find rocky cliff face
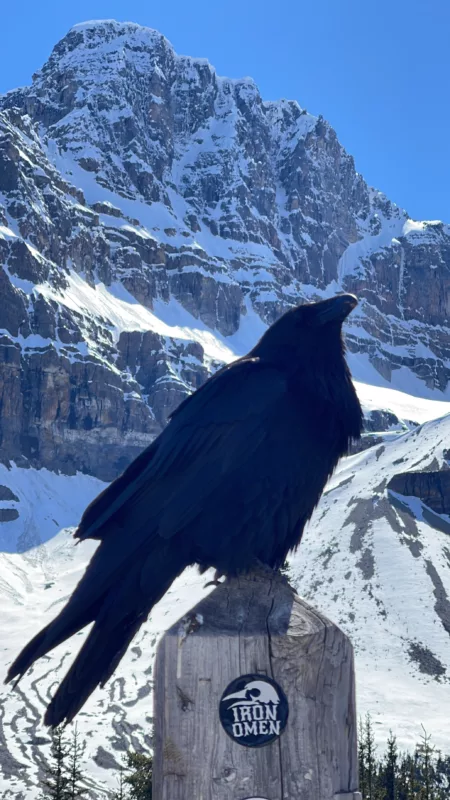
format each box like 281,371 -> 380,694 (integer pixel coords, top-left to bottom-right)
1,19 -> 450,480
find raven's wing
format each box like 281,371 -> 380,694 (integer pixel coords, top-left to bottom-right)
75,357 -> 287,543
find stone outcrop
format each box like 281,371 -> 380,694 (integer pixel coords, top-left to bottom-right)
388,470 -> 450,516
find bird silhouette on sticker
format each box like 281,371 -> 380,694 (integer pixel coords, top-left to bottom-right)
219,674 -> 288,747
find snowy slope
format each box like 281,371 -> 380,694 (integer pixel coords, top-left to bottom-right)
293,414 -> 450,752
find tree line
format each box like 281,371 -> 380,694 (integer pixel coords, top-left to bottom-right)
19,716 -> 448,798
359,714 -> 449,799
34,726 -> 152,799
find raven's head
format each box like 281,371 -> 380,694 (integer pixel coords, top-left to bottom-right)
299,293 -> 358,327
252,293 -> 362,440
252,293 -> 358,360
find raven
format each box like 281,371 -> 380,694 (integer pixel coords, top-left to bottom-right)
6,293 -> 362,726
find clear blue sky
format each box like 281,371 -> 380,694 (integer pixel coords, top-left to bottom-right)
1,0 -> 449,223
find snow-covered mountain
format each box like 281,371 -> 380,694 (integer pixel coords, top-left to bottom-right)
1,18 -> 450,798
1,19 -> 450,478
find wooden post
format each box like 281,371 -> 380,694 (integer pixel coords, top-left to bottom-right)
153,567 -> 361,800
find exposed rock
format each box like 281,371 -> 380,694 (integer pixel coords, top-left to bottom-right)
356,547 -> 375,580
364,409 -> 412,433
388,470 -> 450,516
348,434 -> 384,455
0,509 -> 19,522
426,560 -> 450,637
408,642 -> 446,679
0,486 -> 19,502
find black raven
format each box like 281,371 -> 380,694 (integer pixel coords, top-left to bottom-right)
6,293 -> 362,726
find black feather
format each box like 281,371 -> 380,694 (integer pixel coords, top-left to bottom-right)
5,294 -> 363,726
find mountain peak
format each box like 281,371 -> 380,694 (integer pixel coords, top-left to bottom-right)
66,18 -> 170,46
70,18 -> 147,32
36,18 -> 174,80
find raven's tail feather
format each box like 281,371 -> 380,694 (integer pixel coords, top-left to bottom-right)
5,595 -> 106,685
44,609 -> 146,727
43,553 -> 181,728
5,530 -> 142,686
6,545 -> 184,727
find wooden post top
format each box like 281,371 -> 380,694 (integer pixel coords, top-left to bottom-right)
164,565 -> 338,640
153,567 -> 359,800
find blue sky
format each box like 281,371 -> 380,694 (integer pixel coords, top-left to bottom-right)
1,0 -> 449,223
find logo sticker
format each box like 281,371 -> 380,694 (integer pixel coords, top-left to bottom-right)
219,674 -> 288,747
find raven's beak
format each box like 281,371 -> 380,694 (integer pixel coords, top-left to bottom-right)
315,294 -> 358,325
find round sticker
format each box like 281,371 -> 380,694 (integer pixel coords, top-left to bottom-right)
219,673 -> 289,747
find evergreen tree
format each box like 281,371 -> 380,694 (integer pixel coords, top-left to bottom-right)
279,559 -> 294,583
359,716 -> 368,799
383,730 -> 398,800
123,752 -> 152,800
416,727 -> 435,800
364,713 -> 378,799
397,752 -> 412,800
40,727 -> 70,800
409,752 -> 419,799
66,725 -> 88,799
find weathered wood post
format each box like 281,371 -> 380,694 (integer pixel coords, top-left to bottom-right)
153,567 -> 361,799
